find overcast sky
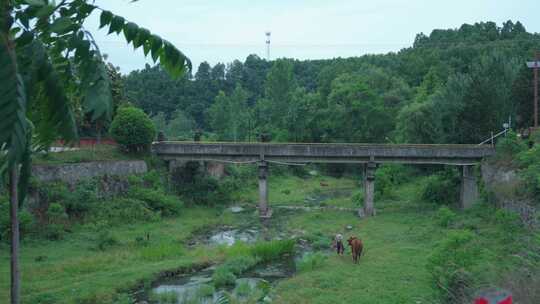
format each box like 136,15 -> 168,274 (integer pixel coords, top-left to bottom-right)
86,0 -> 540,74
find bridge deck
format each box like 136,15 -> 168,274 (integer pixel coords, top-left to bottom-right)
153,142 -> 494,165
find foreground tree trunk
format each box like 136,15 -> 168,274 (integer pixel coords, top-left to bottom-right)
10,167 -> 20,304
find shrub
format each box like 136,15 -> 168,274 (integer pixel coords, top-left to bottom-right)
421,168 -> 461,206
307,232 -> 332,251
494,209 -> 522,235
518,144 -> 540,202
89,198 -> 159,225
44,224 -> 65,240
530,129 -> 540,144
297,252 -> 327,272
47,203 -> 68,225
171,161 -> 234,205
427,230 -> 480,303
0,200 -> 34,241
128,188 -> 183,216
375,164 -> 412,199
64,179 -> 98,217
436,206 -> 457,228
96,231 -> 119,251
109,106 -> 156,153
494,131 -> 528,165
351,190 -> 363,208
38,180 -> 97,219
142,170 -> 163,189
212,267 -> 237,288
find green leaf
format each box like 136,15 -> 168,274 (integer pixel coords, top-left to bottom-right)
142,41 -> 151,56
159,41 -> 191,79
150,35 -> 162,62
15,31 -> 34,48
74,39 -> 91,60
123,22 -> 139,43
99,10 -> 113,29
18,13 -> 30,29
79,3 -> 96,16
108,15 -> 125,35
23,0 -> 46,6
36,4 -> 55,18
133,28 -> 150,49
80,58 -> 113,121
0,33 -> 28,168
50,17 -> 73,34
21,41 -> 78,147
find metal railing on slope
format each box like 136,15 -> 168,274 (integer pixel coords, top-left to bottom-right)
478,128 -> 510,146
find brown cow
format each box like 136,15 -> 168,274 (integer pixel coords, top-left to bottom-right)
347,236 -> 364,264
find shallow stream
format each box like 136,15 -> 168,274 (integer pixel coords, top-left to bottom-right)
139,187 -> 347,303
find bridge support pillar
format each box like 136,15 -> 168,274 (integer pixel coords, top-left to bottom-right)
460,165 -> 478,209
258,161 -> 271,218
362,162 -> 377,217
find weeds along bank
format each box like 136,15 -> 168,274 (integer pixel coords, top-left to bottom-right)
0,143 -> 539,303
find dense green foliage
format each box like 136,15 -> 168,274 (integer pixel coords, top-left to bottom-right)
427,230 -> 480,303
421,168 -> 461,206
0,197 -> 33,241
124,20 -> 540,145
109,106 -> 156,152
2,170 -> 183,242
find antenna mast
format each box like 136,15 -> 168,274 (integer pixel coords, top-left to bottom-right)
265,31 -> 271,60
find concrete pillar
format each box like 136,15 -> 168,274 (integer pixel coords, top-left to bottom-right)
460,165 -> 478,209
362,162 -> 376,217
258,161 -> 271,218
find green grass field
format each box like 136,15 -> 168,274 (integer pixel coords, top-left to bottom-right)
0,173 -> 537,303
0,208 -> 236,303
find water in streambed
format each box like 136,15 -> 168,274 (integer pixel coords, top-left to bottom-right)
143,226 -> 310,304
141,187 -> 348,303
144,256 -> 296,304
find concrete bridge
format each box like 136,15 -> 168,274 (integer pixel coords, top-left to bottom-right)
153,142 -> 495,218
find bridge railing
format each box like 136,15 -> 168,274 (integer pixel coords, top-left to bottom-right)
478,128 -> 510,147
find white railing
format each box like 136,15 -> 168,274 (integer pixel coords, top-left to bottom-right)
478,128 -> 509,146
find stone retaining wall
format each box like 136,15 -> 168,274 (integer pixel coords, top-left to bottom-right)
481,162 -> 538,228
32,160 -> 148,184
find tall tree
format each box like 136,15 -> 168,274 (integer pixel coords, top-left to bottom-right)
208,85 -> 251,141
264,59 -> 296,129
195,61 -> 211,82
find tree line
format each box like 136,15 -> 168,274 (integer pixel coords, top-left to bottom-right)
119,20 -> 540,144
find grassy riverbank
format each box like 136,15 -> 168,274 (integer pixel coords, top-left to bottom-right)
0,172 -> 538,303
0,208 -> 234,303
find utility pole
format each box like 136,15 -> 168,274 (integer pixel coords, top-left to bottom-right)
526,51 -> 540,128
